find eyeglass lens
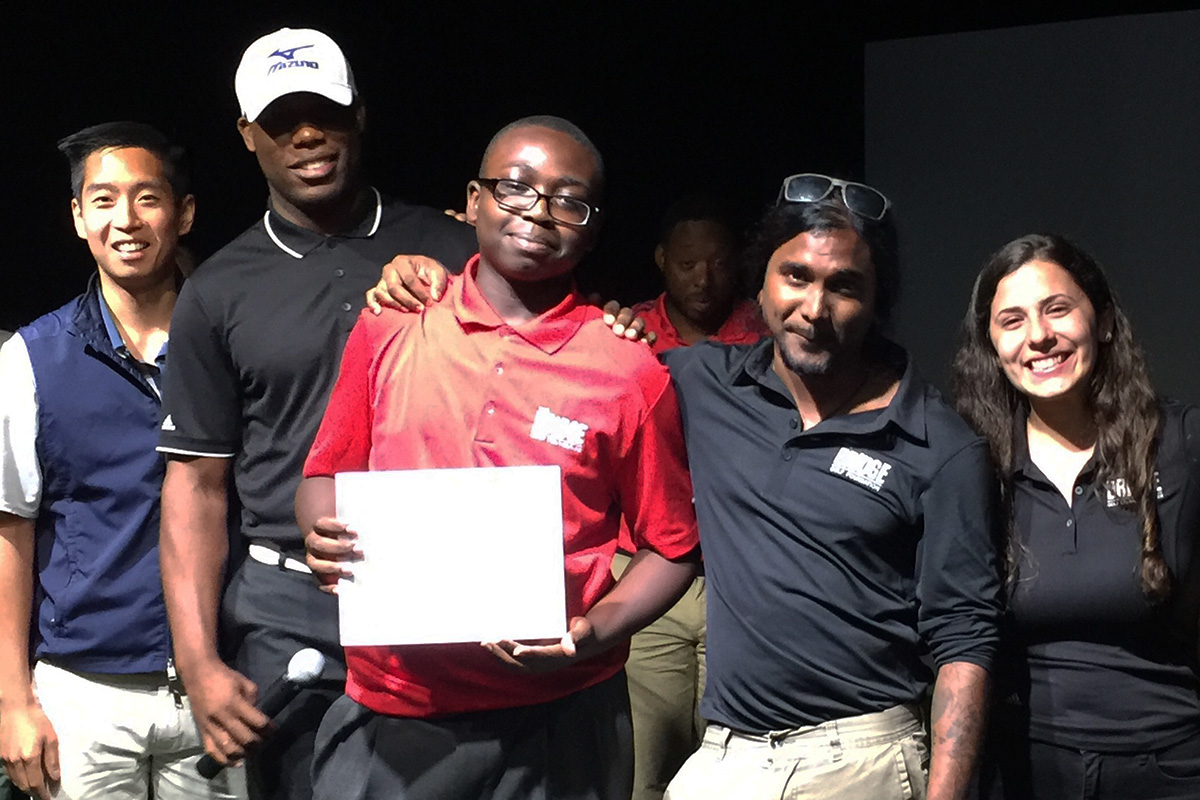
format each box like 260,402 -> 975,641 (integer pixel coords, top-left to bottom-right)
841,184 -> 887,220
493,180 -> 590,225
783,175 -> 835,203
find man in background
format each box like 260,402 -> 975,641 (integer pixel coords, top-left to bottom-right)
618,194 -> 766,800
630,194 -> 765,353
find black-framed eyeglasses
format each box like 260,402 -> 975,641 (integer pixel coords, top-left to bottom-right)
775,173 -> 891,221
476,178 -> 599,226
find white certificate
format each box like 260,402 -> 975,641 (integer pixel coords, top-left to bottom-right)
334,465 -> 567,646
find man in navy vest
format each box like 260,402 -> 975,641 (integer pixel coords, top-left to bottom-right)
0,122 -> 244,800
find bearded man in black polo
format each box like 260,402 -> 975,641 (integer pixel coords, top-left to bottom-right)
661,175 -> 1002,800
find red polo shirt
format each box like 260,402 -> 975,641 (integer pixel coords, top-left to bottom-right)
304,256 -> 699,717
631,293 -> 767,354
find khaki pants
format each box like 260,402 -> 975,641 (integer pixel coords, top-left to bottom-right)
32,660 -> 246,800
664,704 -> 928,800
612,552 -> 706,800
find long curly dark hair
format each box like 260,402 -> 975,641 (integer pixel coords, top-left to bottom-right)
951,233 -> 1168,601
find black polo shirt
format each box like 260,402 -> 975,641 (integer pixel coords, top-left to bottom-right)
663,338 -> 1002,733
1004,401 -> 1200,751
158,189 -> 477,548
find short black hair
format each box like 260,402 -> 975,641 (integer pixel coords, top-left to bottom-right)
479,115 -> 605,197
57,121 -> 190,201
744,197 -> 901,324
657,194 -> 738,246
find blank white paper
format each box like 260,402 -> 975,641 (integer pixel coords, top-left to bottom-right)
334,465 -> 567,646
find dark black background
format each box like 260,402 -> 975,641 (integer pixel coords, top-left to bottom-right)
5,4 -> 1196,339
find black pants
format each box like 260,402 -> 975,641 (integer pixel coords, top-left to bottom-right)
312,671 -> 634,800
223,557 -> 347,800
982,714 -> 1200,799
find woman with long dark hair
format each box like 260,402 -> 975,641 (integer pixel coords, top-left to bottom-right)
952,233 -> 1200,798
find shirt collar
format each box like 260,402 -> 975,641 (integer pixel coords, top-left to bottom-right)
1007,405 -> 1098,483
96,281 -> 127,354
1009,406 -> 1034,479
646,293 -> 685,351
93,281 -> 168,366
263,186 -> 383,259
451,255 -> 587,355
732,335 -> 928,441
646,294 -> 765,353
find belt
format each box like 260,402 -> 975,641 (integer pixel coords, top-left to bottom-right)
248,543 -> 312,575
713,703 -> 924,749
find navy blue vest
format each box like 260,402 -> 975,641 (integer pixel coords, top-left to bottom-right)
19,280 -> 170,673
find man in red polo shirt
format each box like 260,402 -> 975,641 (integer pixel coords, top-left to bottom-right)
296,115 -> 700,800
630,194 -> 766,355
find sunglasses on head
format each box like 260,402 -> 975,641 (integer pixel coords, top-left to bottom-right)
775,173 -> 891,221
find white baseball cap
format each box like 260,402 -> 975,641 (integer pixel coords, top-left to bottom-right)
235,27 -> 357,122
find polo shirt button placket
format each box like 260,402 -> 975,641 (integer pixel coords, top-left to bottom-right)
474,394 -> 500,443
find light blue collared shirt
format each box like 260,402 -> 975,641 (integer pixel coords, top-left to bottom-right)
96,285 -> 168,399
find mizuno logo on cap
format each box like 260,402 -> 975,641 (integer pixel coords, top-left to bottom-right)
267,44 -> 318,74
270,45 -> 314,60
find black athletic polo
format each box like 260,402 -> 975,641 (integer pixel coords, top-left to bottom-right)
1004,401 -> 1200,751
663,338 -> 1002,733
158,190 -> 477,548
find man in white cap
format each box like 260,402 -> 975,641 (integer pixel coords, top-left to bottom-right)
156,27 -> 476,800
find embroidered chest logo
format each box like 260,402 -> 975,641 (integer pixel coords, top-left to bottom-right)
829,447 -> 893,492
530,406 -> 589,454
1104,472 -> 1164,507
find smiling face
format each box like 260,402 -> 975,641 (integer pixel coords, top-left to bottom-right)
758,228 -> 877,376
657,219 -> 738,329
71,146 -> 194,289
466,125 -> 600,284
988,259 -> 1104,405
237,92 -> 364,221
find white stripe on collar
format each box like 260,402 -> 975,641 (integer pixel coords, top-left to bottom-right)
263,187 -> 383,259
366,186 -> 382,236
